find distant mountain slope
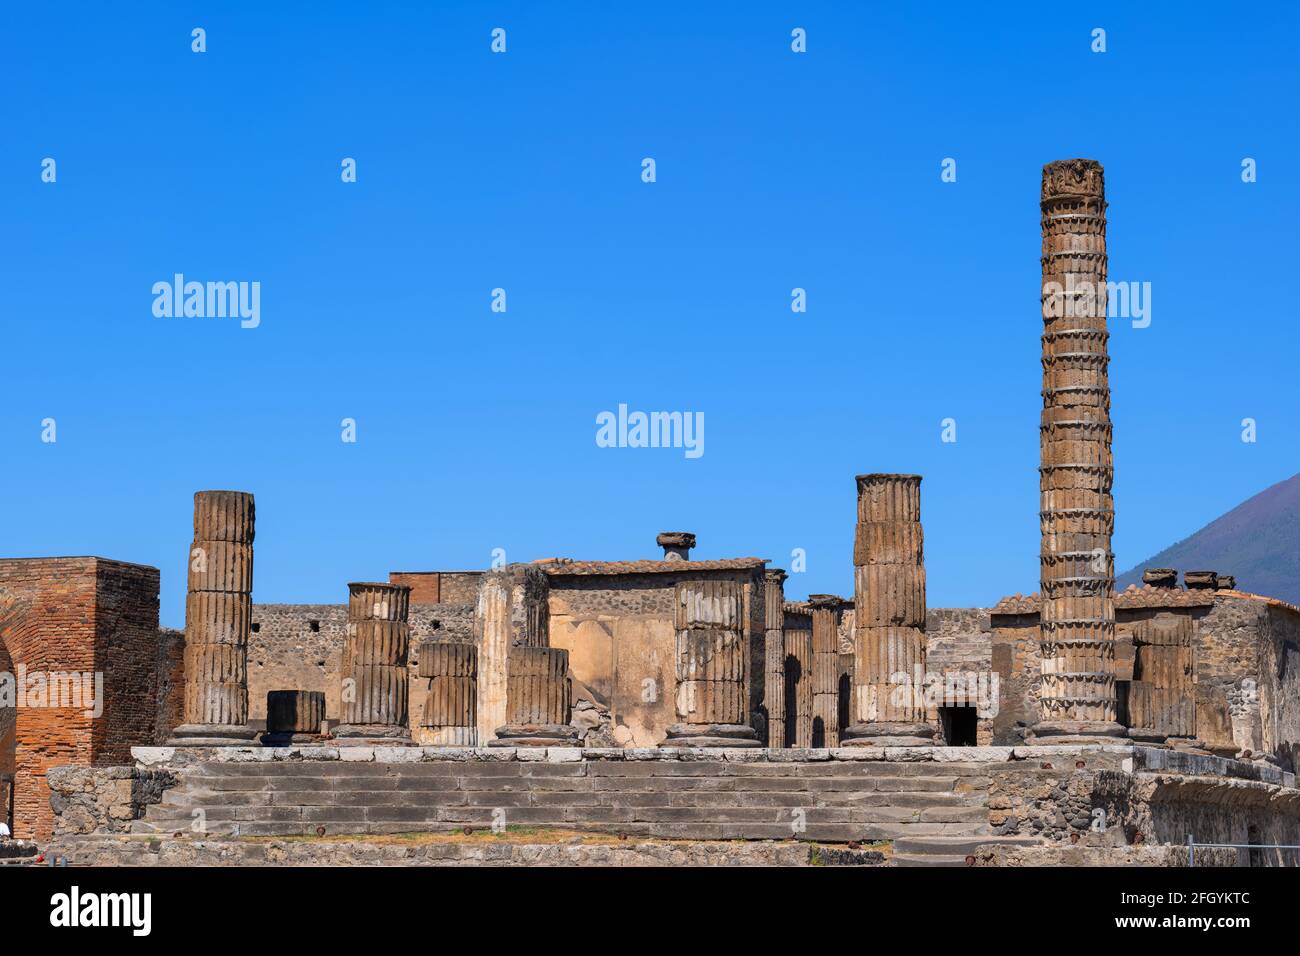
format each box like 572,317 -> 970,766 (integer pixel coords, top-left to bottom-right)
1115,473 -> 1300,604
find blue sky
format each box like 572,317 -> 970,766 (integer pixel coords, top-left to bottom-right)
2,2 -> 1296,628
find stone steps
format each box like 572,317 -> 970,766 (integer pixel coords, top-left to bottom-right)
133,759 -> 993,843
891,834 -> 1044,867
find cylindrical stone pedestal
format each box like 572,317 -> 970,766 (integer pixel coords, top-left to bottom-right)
261,690 -> 326,745
664,578 -> 760,747
418,641 -> 478,746
491,646 -> 579,746
1031,159 -> 1125,744
763,570 -> 788,748
1128,618 -> 1201,748
170,490 -> 258,745
809,595 -> 844,747
784,612 -> 814,748
842,474 -> 936,747
335,582 -> 413,741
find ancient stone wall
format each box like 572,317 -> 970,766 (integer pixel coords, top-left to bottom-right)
0,557 -> 160,840
547,570 -> 761,748
242,603 -> 472,727
990,613 -> 1044,745
93,562 -> 165,763
154,628 -> 185,744
926,608 -> 994,745
1260,605 -> 1300,770
46,765 -> 175,836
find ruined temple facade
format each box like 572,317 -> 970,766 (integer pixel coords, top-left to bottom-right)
4,159 -> 1299,853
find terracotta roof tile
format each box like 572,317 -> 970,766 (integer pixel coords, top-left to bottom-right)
991,585 -> 1218,615
538,557 -> 767,577
1217,589 -> 1300,616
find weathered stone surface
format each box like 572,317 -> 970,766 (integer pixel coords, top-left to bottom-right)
46,834 -> 815,867
667,579 -> 756,744
266,690 -> 326,735
809,595 -> 845,747
1034,160 -> 1120,737
1142,568 -> 1178,588
504,647 -> 570,727
418,641 -> 477,746
763,570 -> 787,747
844,475 -> 932,745
174,491 -> 257,741
336,583 -> 412,738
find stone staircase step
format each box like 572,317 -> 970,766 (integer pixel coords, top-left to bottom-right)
891,852 -> 973,867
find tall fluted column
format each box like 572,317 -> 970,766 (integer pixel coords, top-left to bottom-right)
783,608 -> 814,747
170,490 -> 257,745
763,569 -> 788,747
335,582 -> 413,741
664,578 -> 760,747
1033,159 -> 1125,743
809,595 -> 845,747
842,474 -> 935,746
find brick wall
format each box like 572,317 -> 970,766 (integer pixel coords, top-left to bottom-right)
0,557 -> 160,839
93,562 -> 163,765
388,571 -> 484,605
155,628 -> 185,744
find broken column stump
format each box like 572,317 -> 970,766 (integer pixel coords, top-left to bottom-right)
663,578 -> 760,747
491,646 -> 579,746
1142,568 -> 1178,589
169,490 -> 258,746
1128,617 -> 1203,749
334,582 -> 413,742
418,640 -> 478,746
261,690 -> 326,745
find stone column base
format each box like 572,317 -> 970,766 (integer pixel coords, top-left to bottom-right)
331,724 -> 414,745
489,724 -> 581,747
840,722 -> 937,747
167,724 -> 259,746
1126,729 -> 1209,753
1027,720 -> 1128,745
661,723 -> 762,748
259,732 -> 325,747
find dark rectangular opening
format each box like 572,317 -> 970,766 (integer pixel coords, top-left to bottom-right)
939,705 -> 978,746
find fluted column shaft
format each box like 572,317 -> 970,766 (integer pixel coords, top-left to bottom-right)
763,570 -> 788,747
171,490 -> 258,745
663,578 -> 760,747
335,582 -> 412,740
418,641 -> 478,746
809,595 -> 844,747
842,474 -> 935,746
1034,159 -> 1124,743
1128,618 -> 1197,743
784,613 -> 814,747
